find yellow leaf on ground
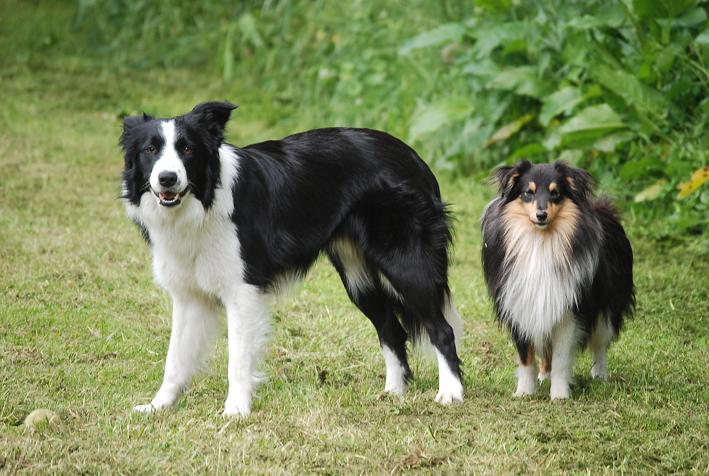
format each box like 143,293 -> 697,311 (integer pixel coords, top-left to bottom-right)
677,166 -> 709,198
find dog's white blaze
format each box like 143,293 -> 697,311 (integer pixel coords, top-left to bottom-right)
499,203 -> 600,351
329,237 -> 372,295
381,345 -> 407,395
149,121 -> 188,194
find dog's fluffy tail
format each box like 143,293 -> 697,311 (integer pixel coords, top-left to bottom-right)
412,291 -> 463,356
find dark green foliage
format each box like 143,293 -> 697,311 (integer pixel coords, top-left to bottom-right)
74,0 -> 708,241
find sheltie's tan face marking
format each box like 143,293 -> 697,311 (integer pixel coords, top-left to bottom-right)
512,174 -> 577,236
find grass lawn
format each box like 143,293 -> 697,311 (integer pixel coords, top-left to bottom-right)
1,4 -> 708,474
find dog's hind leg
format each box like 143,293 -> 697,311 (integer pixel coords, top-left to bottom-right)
224,284 -> 271,417
422,305 -> 464,405
366,256 -> 462,404
134,290 -> 221,413
356,289 -> 412,395
327,242 -> 412,395
590,316 -> 615,380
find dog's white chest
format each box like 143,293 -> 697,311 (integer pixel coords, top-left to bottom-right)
499,228 -> 597,345
150,214 -> 243,298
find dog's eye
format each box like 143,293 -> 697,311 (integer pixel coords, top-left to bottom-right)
550,190 -> 560,198
523,190 -> 534,198
145,145 -> 156,154
183,145 -> 193,155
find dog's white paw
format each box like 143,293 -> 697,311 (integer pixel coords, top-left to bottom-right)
223,394 -> 251,418
515,365 -> 538,396
133,403 -> 158,414
514,379 -> 537,397
434,381 -> 463,405
537,370 -> 550,382
591,363 -> 608,380
550,383 -> 571,400
384,380 -> 408,396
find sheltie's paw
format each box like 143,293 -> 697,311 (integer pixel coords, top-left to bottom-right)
591,363 -> 608,380
550,383 -> 571,400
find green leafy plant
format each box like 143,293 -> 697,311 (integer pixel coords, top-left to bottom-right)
74,0 -> 708,240
399,0 -> 708,240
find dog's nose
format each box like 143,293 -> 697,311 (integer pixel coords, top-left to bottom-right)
536,210 -> 548,222
158,171 -> 178,188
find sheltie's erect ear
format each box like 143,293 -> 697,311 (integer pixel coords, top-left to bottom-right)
554,161 -> 595,203
491,160 -> 532,200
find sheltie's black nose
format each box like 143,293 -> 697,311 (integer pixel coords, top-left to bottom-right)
536,210 -> 548,222
158,171 -> 178,187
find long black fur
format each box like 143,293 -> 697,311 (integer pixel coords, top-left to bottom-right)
120,102 -> 461,387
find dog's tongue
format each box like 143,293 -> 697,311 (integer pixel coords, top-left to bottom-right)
159,191 -> 177,201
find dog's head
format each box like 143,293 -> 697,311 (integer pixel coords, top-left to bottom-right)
492,160 -> 594,230
120,101 -> 237,209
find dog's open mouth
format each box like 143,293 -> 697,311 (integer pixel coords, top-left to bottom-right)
153,189 -> 185,207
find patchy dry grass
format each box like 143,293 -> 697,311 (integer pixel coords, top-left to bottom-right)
1,2 -> 707,474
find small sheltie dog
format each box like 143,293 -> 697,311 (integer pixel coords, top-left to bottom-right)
481,160 -> 634,399
120,101 -> 463,416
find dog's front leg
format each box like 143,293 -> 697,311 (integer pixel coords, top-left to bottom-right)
134,290 -> 220,413
224,284 -> 271,417
549,314 -> 579,400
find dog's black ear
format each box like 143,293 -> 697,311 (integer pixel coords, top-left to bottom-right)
554,161 -> 594,202
492,160 -> 531,198
122,113 -> 153,132
120,113 -> 153,152
191,101 -> 238,139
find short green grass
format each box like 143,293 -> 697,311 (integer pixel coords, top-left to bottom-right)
1,3 -> 708,474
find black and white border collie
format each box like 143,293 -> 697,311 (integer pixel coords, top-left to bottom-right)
120,101 -> 463,416
481,161 -> 634,399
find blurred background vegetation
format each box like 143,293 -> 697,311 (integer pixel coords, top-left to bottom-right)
4,0 -> 708,244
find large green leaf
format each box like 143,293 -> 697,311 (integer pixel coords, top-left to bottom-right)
487,66 -> 546,98
559,104 -> 626,136
473,21 -> 529,58
408,98 -> 473,142
398,23 -> 466,56
594,65 -> 670,121
568,4 -> 626,30
539,86 -> 586,126
656,6 -> 707,27
696,28 -> 709,45
620,156 -> 666,180
631,0 -> 697,19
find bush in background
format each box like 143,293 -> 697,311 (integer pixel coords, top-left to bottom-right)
75,0 -> 707,241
